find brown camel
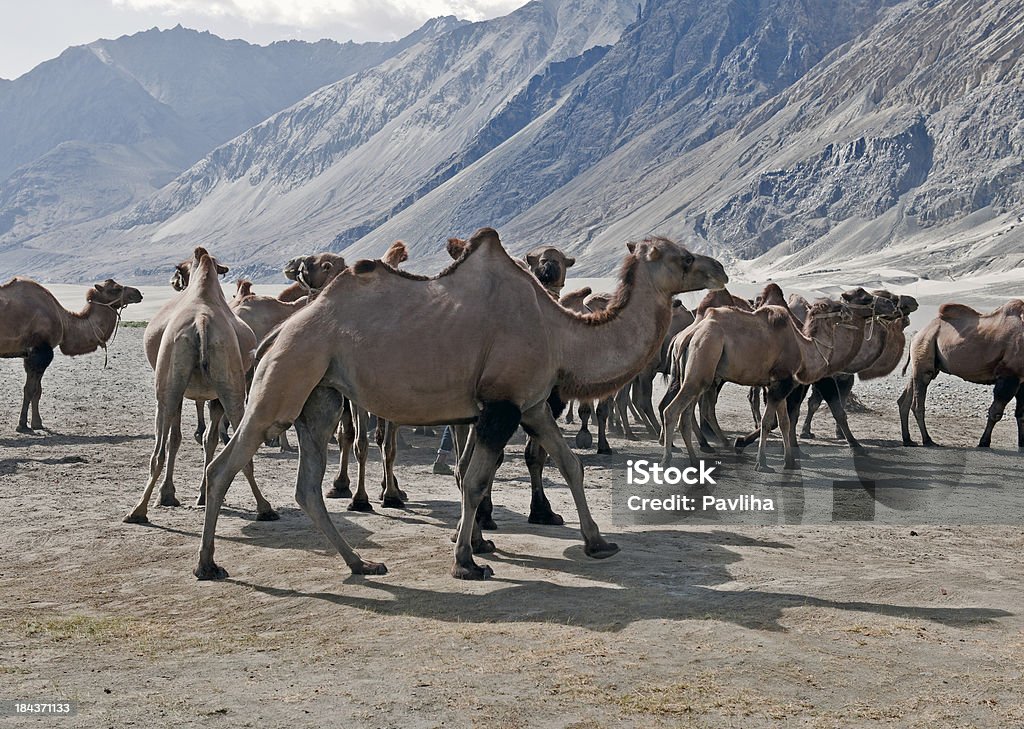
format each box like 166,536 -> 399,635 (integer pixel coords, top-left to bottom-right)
801,291 -> 918,439
1,278 -> 143,432
196,229 -> 727,581
123,248 -> 277,524
735,288 -> 901,453
899,298 -> 1024,448
661,295 -> 854,471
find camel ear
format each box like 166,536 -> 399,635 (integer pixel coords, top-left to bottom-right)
94,281 -> 105,291
626,242 -> 637,253
320,261 -> 333,272
216,263 -> 229,275
564,256 -> 575,268
526,252 -> 540,268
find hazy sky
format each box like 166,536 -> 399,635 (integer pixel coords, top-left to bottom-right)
0,0 -> 524,80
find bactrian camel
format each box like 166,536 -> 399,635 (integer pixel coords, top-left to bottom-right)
0,278 -> 142,432
900,299 -> 1024,449
196,229 -> 727,581
124,248 -> 278,524
661,296 -> 853,472
800,291 -> 917,439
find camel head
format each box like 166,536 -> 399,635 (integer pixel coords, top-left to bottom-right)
559,286 -> 592,312
524,246 -> 575,294
870,289 -> 919,321
283,252 -> 346,292
89,279 -> 143,308
840,287 -> 899,319
624,237 -> 728,298
171,250 -> 229,291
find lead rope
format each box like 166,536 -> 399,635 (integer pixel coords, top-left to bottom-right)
88,296 -> 127,369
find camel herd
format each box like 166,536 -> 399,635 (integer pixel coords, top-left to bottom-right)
3,228 -> 1024,583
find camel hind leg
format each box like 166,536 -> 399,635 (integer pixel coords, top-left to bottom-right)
193,400 -> 206,444
1015,386 -> 1024,450
978,376 -> 1020,448
525,435 -> 564,525
520,401 -> 617,560
575,401 -> 594,449
614,387 -> 638,441
595,398 -> 613,454
800,387 -> 823,438
18,344 -> 54,432
292,386 -> 385,576
910,375 -> 937,447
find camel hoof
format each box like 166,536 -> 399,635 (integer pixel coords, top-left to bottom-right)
475,515 -> 498,530
472,539 -> 496,554
347,499 -> 374,513
350,560 -> 388,576
733,437 -> 748,452
783,461 -> 800,471
754,463 -> 776,473
381,496 -> 405,509
325,484 -> 352,499
585,541 -> 620,559
528,511 -> 564,526
597,445 -> 613,455
977,440 -> 991,449
851,445 -> 867,455
256,509 -> 280,521
195,495 -> 206,507
452,562 -> 494,580
158,494 -> 181,508
122,512 -> 149,525
15,425 -> 34,434
397,487 -> 408,500
194,562 -> 229,581
699,444 -> 715,454
923,440 -> 940,448
801,432 -> 815,440
902,438 -> 918,447
575,431 -> 593,449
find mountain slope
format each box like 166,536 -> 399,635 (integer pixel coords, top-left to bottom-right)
0,19 -> 464,273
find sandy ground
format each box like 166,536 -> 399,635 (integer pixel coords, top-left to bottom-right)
1,326 -> 1023,728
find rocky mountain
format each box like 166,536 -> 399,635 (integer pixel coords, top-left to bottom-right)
3,0 -> 1023,285
0,18 -> 465,271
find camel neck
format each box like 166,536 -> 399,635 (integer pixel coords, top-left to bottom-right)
59,301 -> 118,356
555,264 -> 672,399
794,317 -> 841,383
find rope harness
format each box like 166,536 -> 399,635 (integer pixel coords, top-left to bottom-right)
89,293 -> 130,369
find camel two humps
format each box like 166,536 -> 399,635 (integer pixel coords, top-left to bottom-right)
196,229 -> 727,582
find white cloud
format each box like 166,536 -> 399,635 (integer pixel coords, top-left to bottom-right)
110,0 -> 524,27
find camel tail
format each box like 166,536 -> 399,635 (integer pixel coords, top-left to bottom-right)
197,314 -> 211,373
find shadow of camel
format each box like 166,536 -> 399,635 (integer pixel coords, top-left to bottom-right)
0,433 -> 151,448
225,525 -> 1010,633
0,454 -> 90,476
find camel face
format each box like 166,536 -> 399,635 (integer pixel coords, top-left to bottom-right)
283,253 -> 345,292
840,287 -> 899,319
91,279 -> 143,307
171,255 -> 229,291
627,238 -> 728,296
525,247 -> 575,294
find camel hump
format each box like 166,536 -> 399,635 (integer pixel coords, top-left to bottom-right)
763,306 -> 790,329
938,303 -> 981,320
352,259 -> 378,275
383,241 -> 409,267
193,246 -> 210,260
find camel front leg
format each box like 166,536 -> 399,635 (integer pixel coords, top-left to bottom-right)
218,389 -> 278,521
816,378 -> 862,451
18,345 -> 54,432
614,387 -> 638,441
748,386 -> 763,429
801,387 -> 823,438
348,406 -> 373,512
776,398 -> 798,471
525,435 -> 563,525
756,379 -> 795,473
196,399 -> 224,506
193,400 -> 207,444
979,376 -> 1020,448
379,420 -> 406,508
595,398 -> 612,454
575,401 -> 594,449
326,400 -> 354,498
452,402 -> 521,579
521,401 -> 618,559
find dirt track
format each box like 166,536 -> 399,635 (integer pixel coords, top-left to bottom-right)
1,327 -> 1023,728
